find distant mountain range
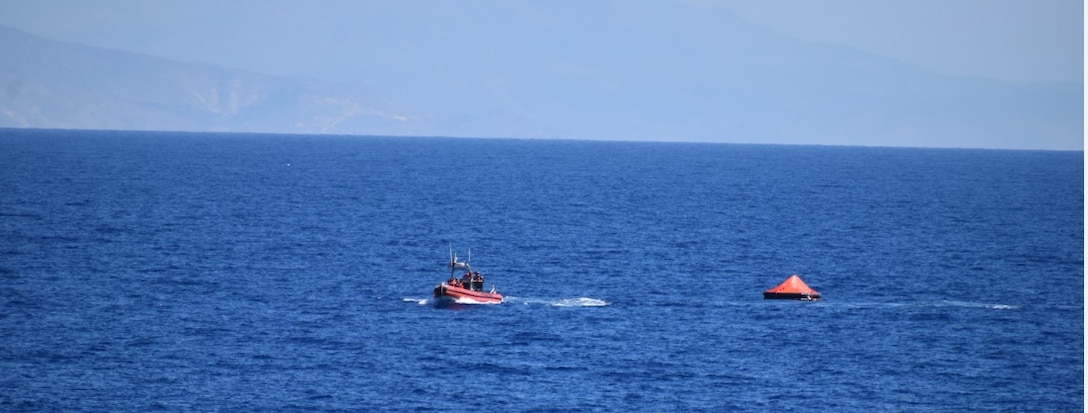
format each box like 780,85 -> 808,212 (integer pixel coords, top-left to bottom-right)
0,26 -> 427,137
0,8 -> 1082,151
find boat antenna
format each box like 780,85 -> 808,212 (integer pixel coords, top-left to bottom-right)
448,244 -> 455,277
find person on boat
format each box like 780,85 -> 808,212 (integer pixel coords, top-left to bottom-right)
474,272 -> 485,291
460,271 -> 472,288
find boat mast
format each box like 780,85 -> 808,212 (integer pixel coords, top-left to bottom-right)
447,245 -> 471,277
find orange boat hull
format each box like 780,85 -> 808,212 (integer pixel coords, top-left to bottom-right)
433,283 -> 504,304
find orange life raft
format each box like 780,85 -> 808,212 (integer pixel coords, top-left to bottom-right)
763,274 -> 821,300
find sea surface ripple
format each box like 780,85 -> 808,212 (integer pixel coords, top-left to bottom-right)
0,129 -> 1082,411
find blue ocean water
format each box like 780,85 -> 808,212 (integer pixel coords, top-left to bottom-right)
0,129 -> 1082,412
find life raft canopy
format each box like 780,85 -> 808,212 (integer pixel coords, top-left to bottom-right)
763,274 -> 821,301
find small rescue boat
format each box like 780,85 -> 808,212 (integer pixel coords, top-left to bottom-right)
433,248 -> 503,305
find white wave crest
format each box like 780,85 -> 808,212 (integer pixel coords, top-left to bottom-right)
403,298 -> 429,305
453,297 -> 503,305
552,297 -> 609,307
940,300 -> 1019,310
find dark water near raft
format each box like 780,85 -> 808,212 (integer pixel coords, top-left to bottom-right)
0,129 -> 1082,412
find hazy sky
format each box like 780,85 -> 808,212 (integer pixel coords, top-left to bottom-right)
0,0 -> 1081,149
0,0 -> 1081,85
707,0 -> 1083,85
